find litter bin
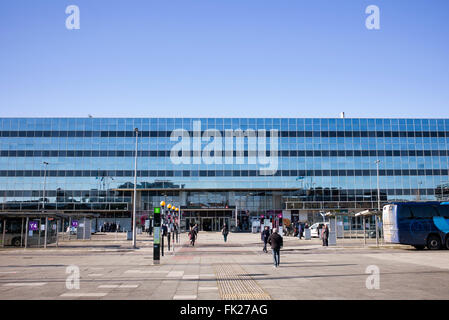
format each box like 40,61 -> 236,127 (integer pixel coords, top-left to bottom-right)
127,231 -> 132,240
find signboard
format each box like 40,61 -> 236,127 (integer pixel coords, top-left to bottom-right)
153,207 -> 161,264
153,227 -> 160,244
71,220 -> 78,228
29,221 -> 38,231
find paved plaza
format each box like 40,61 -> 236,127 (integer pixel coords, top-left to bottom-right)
0,232 -> 448,300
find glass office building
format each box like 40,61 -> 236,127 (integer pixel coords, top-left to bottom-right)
1,118 -> 449,232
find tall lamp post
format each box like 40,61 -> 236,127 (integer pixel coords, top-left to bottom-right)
42,161 -> 49,248
132,128 -> 139,249
375,160 -> 380,247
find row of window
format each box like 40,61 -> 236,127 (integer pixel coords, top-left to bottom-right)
3,118 -> 447,126
1,169 -> 448,177
1,130 -> 449,138
399,205 -> 449,219
2,150 -> 449,157
0,189 -> 442,199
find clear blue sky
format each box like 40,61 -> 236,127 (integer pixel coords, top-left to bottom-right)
0,0 -> 448,118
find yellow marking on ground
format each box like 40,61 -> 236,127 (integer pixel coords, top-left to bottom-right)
214,264 -> 271,300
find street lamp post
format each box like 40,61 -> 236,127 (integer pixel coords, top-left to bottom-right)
132,128 -> 139,249
42,162 -> 49,249
375,160 -> 380,247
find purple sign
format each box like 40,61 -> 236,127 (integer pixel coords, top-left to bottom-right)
71,220 -> 78,227
29,221 -> 38,231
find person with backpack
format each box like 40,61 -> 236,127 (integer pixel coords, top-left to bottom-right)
267,228 -> 283,268
221,223 -> 229,242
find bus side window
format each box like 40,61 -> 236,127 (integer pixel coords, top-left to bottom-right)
411,206 -> 435,219
431,206 -> 441,217
437,206 -> 449,219
401,206 -> 413,219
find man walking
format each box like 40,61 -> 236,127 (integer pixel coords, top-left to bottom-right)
267,228 -> 283,268
261,226 -> 270,253
221,223 -> 229,242
322,224 -> 329,246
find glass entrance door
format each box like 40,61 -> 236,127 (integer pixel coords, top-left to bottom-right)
201,218 -> 213,231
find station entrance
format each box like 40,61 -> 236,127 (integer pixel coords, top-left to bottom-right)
182,209 -> 233,232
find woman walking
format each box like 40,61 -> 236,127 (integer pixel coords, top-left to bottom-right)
189,227 -> 197,246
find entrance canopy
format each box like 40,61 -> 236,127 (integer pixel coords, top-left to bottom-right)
355,209 -> 381,216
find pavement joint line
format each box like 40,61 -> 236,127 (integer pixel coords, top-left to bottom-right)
119,284 -> 139,288
60,292 -> 108,297
125,270 -> 169,274
167,271 -> 184,278
198,287 -> 218,290
98,285 -> 120,288
173,295 -> 197,300
88,274 -> 104,277
182,275 -> 199,279
3,282 -> 47,287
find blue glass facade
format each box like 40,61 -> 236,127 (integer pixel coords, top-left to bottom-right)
1,118 -> 449,230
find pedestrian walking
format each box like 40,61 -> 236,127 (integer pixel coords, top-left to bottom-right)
188,227 -> 197,246
298,223 -> 303,239
194,224 -> 199,237
267,228 -> 283,268
221,223 -> 229,242
322,224 -> 329,246
261,226 -> 270,253
174,223 -> 179,242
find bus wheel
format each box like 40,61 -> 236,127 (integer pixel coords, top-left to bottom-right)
445,237 -> 449,250
427,235 -> 442,250
12,237 -> 21,247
